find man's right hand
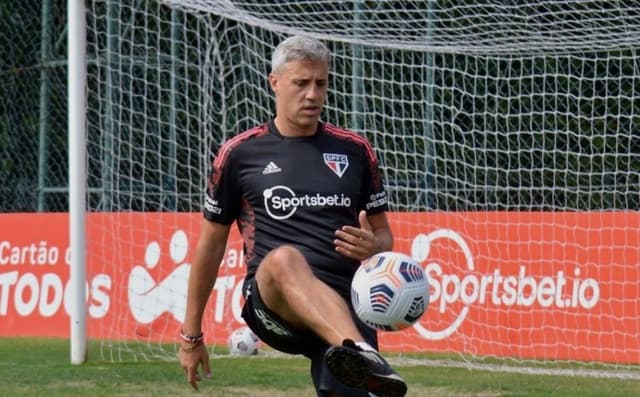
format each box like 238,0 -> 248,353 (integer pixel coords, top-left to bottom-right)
178,340 -> 211,390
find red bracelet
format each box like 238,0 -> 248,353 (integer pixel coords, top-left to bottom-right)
179,329 -> 204,344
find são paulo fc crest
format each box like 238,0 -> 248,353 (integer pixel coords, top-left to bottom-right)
323,153 -> 349,178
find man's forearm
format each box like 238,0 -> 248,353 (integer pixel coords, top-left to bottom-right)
182,244 -> 225,335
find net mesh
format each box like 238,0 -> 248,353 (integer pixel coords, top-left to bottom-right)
85,0 -> 640,375
0,1 -> 68,212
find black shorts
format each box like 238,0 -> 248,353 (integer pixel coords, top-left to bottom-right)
241,277 -> 377,397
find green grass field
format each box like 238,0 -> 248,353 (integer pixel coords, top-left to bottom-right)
1,337 -> 638,397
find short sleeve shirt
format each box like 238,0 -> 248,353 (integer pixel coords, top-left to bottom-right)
204,121 -> 389,298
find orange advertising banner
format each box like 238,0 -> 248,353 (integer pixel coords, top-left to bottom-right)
0,212 -> 638,364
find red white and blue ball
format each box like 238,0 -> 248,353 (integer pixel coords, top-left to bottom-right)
351,251 -> 429,331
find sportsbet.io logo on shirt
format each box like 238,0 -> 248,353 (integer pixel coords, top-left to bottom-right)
263,185 -> 351,220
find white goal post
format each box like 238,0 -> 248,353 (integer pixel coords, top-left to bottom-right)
68,0 -> 87,365
71,0 -> 640,377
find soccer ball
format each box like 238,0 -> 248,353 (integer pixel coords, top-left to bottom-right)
351,251 -> 429,331
228,326 -> 261,356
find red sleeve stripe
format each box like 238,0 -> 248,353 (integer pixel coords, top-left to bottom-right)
323,123 -> 378,164
213,124 -> 269,169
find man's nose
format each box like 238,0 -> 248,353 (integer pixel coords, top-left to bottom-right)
305,83 -> 322,99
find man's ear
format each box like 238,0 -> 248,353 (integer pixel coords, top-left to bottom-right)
268,73 -> 278,93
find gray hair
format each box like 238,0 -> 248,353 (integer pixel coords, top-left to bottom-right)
271,36 -> 331,74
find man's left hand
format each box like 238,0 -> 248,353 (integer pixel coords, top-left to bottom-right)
334,210 -> 383,261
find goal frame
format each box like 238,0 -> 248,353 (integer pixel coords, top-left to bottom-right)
68,0 -> 88,365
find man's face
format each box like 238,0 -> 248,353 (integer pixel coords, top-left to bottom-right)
269,59 -> 329,133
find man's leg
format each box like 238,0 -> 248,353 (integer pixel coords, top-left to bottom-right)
255,244 -> 363,346
255,245 -> 407,397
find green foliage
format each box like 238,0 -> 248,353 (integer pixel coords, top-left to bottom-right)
1,1 -> 639,212
0,0 -> 68,212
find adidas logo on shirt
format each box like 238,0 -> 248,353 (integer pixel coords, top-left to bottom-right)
262,161 -> 282,175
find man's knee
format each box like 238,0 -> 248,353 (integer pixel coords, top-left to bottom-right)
258,245 -> 308,280
254,245 -> 312,327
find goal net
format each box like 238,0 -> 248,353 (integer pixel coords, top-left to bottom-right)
84,0 -> 640,375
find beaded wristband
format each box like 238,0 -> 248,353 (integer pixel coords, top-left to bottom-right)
179,329 -> 204,344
